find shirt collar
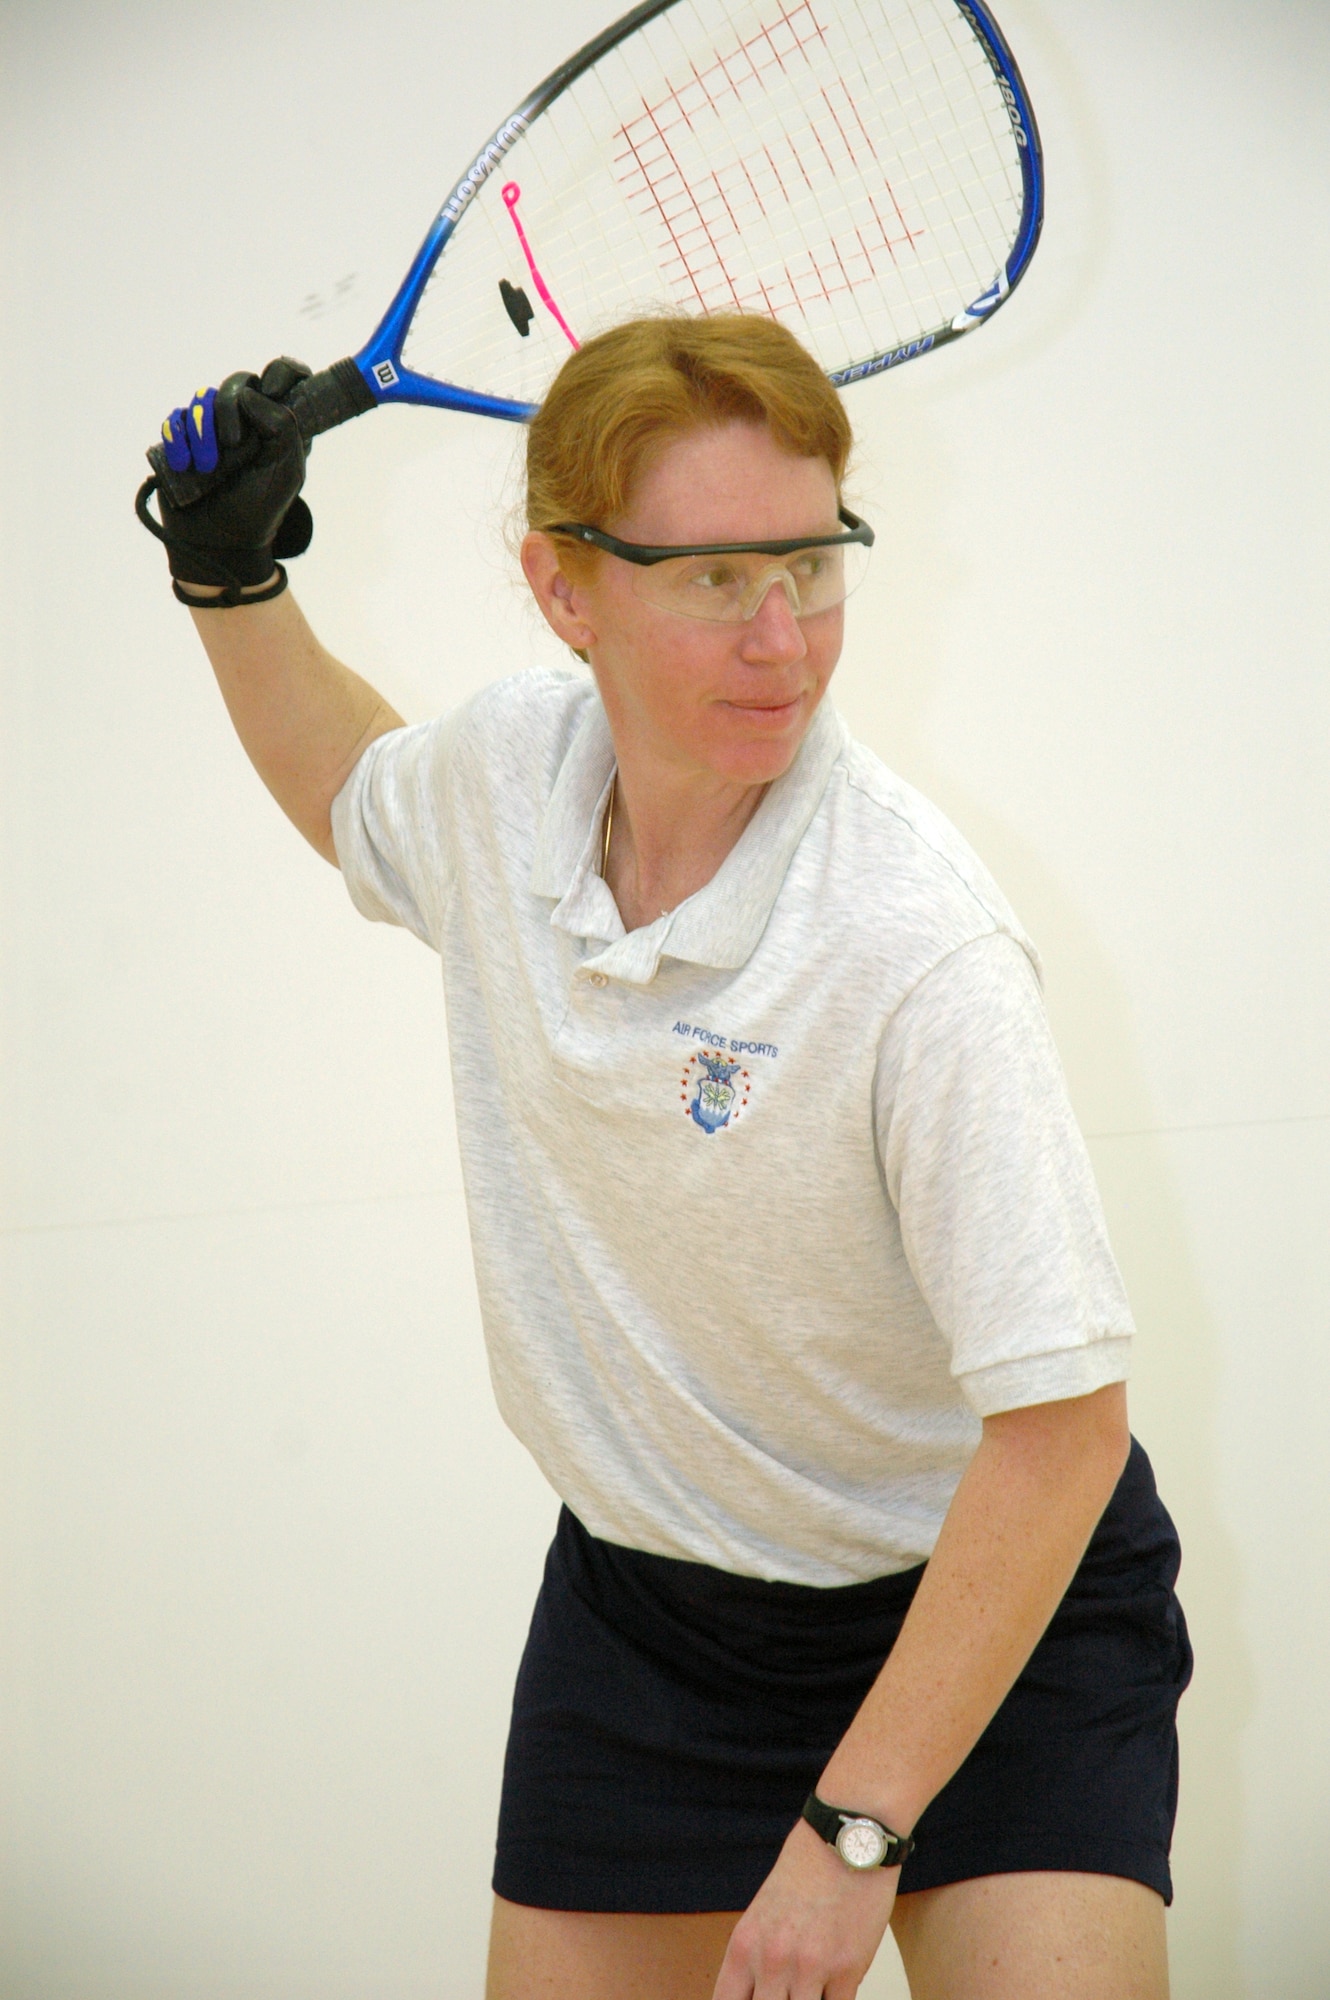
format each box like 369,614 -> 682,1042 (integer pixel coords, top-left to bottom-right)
529,691 -> 847,985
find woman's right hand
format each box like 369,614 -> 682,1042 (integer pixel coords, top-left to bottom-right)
140,357 -> 313,598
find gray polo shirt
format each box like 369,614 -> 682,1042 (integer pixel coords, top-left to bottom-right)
331,669 -> 1131,1585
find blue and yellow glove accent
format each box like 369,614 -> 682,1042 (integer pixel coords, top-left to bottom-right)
160,385 -> 220,476
160,406 -> 191,475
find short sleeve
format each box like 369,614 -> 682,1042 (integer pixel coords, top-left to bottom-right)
874,932 -> 1133,1417
330,710 -> 464,950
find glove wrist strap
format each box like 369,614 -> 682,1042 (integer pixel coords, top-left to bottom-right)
135,474 -> 295,606
173,564 -> 288,610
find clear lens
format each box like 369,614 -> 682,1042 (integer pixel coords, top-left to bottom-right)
630,538 -> 868,623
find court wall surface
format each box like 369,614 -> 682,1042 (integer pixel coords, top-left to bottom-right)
2,2 -> 1327,1995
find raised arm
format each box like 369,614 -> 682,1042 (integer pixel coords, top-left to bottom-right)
140,359 -> 403,862
181,589 -> 402,863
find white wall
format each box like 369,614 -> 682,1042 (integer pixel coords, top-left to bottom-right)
2,3 -> 1327,1996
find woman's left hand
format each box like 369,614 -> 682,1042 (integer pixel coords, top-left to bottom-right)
712,1817 -> 898,1999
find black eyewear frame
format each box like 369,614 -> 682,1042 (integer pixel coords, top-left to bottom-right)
543,506 -> 874,566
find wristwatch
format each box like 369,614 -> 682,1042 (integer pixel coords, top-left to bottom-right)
801,1791 -> 915,1871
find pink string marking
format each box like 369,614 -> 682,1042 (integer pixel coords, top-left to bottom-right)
501,183 -> 579,351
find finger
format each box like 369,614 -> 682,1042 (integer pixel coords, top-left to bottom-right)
258,355 -> 312,402
214,370 -> 260,450
159,407 -> 191,475
185,385 -> 219,474
784,1956 -> 842,2000
235,383 -> 298,442
710,1937 -> 755,2000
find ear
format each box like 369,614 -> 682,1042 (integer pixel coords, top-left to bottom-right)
520,532 -> 598,655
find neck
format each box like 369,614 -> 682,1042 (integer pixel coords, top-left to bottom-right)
603,755 -> 770,933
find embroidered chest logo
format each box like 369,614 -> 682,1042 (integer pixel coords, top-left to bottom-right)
680,1049 -> 752,1134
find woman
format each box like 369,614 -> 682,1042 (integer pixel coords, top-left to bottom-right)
144,315 -> 1191,1999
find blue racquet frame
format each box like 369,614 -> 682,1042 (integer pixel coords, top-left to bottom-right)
148,0 -> 1044,504
354,0 -> 1043,420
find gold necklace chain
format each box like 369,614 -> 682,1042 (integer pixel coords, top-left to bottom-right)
600,771 -> 616,878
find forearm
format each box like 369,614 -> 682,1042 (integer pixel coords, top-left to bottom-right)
184,585 -> 404,862
818,1381 -> 1130,1832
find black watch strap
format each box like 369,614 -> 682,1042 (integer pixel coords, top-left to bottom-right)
802,1791 -> 915,1869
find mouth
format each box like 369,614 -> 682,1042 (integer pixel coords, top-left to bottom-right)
720,693 -> 806,722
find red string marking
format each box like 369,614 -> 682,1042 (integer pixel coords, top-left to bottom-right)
819,80 -> 914,245
762,141 -> 797,209
735,152 -> 768,221
611,2 -> 924,321
501,183 -> 580,350
612,0 -> 832,300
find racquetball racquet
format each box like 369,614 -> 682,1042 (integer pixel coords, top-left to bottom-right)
150,0 -> 1041,501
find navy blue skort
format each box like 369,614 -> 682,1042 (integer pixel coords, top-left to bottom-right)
493,1438 -> 1192,1914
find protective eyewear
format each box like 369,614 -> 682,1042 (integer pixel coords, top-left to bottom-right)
546,507 -> 874,624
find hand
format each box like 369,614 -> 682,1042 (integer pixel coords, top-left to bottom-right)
712,1818 -> 898,2000
140,358 -> 314,597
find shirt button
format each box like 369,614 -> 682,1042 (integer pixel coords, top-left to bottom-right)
588,972 -> 608,988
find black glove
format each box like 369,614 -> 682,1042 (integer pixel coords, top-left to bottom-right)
138,357 -> 314,605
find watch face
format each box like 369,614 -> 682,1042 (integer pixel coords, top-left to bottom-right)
835,1818 -> 888,1870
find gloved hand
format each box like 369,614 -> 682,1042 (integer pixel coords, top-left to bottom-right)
138,357 -> 314,604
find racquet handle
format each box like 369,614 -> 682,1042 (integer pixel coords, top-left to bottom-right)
287,355 -> 379,440
150,356 -> 378,507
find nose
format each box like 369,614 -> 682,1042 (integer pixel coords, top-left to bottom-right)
739,572 -> 808,663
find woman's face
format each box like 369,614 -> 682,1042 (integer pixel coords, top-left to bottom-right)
531,422 -> 845,790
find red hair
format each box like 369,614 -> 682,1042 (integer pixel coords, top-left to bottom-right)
525,314 -> 853,560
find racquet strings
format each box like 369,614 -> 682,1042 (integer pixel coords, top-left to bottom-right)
401,0 -> 1025,404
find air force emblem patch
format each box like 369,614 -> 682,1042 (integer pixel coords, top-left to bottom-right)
680,1050 -> 752,1134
